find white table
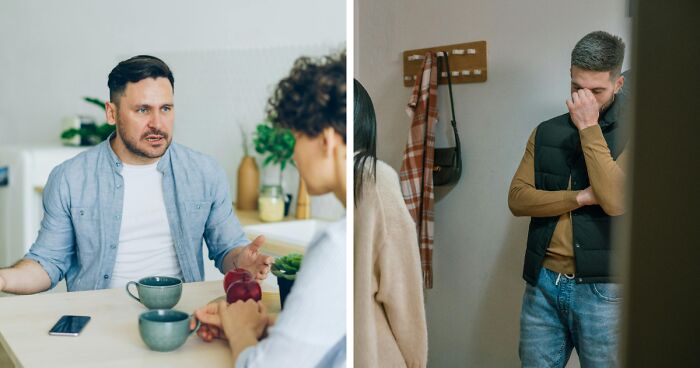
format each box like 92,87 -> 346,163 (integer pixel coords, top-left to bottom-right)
0,281 -> 280,367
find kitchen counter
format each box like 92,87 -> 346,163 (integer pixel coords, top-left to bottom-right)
0,280 -> 280,367
233,209 -> 305,256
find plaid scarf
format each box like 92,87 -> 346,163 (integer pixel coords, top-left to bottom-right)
400,52 -> 437,289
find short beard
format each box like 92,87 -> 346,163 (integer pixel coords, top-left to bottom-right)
600,93 -> 616,112
116,118 -> 171,160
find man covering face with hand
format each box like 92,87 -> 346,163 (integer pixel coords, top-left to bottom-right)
509,31 -> 629,367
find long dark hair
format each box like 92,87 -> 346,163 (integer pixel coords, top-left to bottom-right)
353,79 -> 377,207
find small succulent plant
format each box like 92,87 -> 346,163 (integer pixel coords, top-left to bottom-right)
271,253 -> 303,281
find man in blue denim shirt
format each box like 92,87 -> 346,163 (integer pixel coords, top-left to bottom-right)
0,55 -> 272,294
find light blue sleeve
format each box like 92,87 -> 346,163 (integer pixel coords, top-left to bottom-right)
23,164 -> 76,289
203,163 -> 249,273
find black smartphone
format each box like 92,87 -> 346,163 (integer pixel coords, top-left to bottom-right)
48,315 -> 91,336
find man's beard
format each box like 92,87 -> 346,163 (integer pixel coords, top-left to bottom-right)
600,93 -> 616,112
117,122 -> 171,159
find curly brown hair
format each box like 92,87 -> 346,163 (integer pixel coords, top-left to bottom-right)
267,51 -> 346,142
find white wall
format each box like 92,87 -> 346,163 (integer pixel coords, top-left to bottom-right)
0,0 -> 346,219
356,0 -> 632,366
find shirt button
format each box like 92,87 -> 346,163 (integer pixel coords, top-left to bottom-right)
114,215 -> 120,220
103,274 -> 109,279
196,204 -> 201,209
116,184 -> 122,189
575,243 -> 581,248
79,210 -> 85,216
577,278 -> 583,282
110,244 -> 116,249
116,162 -> 121,167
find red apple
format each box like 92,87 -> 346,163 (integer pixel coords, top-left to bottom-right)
226,278 -> 262,303
223,268 -> 253,292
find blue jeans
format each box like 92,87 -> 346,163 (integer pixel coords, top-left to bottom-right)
519,268 -> 622,368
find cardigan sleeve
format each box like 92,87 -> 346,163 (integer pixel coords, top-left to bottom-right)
374,165 -> 428,368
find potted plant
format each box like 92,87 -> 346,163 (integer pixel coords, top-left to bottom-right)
271,252 -> 303,308
60,97 -> 115,146
253,121 -> 295,221
253,121 -> 295,185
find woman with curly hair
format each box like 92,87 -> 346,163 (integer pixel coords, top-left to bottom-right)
192,51 -> 347,367
354,79 -> 428,367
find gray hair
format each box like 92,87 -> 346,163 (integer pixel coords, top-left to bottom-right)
571,31 -> 625,78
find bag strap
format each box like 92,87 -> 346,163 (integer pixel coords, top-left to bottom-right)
442,52 -> 462,170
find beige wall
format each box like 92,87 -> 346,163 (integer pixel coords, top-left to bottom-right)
0,0 -> 347,219
355,0 -> 631,366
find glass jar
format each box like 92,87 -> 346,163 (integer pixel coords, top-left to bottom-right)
258,185 -> 285,222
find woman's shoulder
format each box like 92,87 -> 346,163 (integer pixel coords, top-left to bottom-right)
357,158 -> 404,209
373,160 -> 401,189
367,160 -> 407,209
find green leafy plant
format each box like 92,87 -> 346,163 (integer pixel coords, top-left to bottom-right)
253,121 -> 295,172
271,253 -> 303,281
60,97 -> 115,145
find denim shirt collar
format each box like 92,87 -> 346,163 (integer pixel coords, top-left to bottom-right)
101,133 -> 172,175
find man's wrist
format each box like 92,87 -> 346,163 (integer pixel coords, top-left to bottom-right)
232,249 -> 241,269
223,248 -> 243,272
231,248 -> 243,269
576,121 -> 598,131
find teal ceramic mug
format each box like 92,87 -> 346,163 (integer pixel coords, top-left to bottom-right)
126,276 -> 182,309
138,309 -> 200,352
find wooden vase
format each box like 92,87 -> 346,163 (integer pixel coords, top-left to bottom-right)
236,156 -> 259,210
296,177 -> 311,219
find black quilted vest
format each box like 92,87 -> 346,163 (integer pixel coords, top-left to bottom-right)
522,95 -> 629,286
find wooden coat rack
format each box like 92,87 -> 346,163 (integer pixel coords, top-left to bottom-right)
403,41 -> 488,87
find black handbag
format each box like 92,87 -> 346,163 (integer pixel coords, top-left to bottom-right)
433,52 -> 463,186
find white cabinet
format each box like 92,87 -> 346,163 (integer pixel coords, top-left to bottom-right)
0,145 -> 87,267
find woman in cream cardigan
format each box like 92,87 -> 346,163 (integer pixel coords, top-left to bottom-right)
354,79 -> 428,367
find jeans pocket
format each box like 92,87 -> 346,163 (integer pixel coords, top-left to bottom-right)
590,283 -> 623,303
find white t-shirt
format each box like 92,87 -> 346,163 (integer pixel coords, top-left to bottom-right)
108,161 -> 183,288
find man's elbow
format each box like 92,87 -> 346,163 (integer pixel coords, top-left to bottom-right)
600,201 -> 625,216
508,196 -> 527,217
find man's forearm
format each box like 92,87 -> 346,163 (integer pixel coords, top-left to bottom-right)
580,126 -> 626,216
0,259 -> 52,294
508,184 -> 581,217
509,129 -> 581,218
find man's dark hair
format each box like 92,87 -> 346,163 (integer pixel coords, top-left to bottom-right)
571,31 -> 626,78
108,55 -> 174,104
267,51 -> 346,142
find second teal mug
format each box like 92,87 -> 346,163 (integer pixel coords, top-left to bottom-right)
139,309 -> 200,352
